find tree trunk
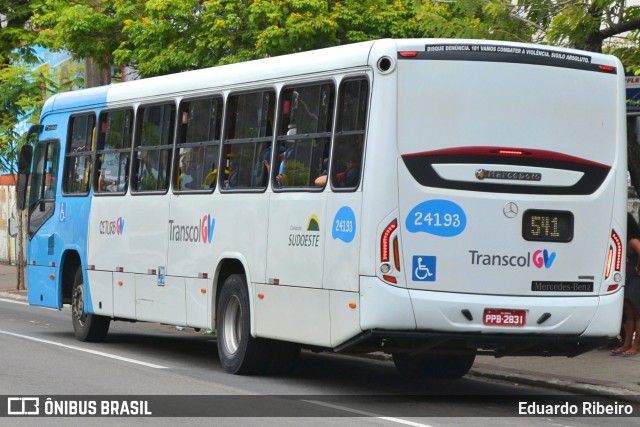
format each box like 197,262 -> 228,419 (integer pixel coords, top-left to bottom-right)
16,209 -> 25,290
84,58 -> 110,88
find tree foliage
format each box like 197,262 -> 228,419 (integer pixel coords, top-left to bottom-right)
111,0 -> 422,76
34,0 -> 122,69
20,1 -> 640,77
0,65 -> 52,174
0,0 -> 41,66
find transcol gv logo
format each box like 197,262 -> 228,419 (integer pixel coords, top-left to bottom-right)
532,249 -> 556,269
169,214 -> 215,244
469,249 -> 556,269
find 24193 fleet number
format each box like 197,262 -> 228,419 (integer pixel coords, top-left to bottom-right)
413,212 -> 461,228
335,219 -> 353,233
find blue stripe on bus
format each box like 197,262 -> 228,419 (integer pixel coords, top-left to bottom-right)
31,86 -> 110,313
43,85 -> 109,116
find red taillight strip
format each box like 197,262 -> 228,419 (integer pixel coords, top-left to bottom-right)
402,146 -> 611,170
605,246 -> 613,279
399,51 -> 419,58
381,220 -> 398,263
611,230 -> 623,271
393,236 -> 401,271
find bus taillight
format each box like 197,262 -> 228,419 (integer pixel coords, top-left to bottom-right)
393,236 -> 401,271
605,246 -> 613,279
611,230 -> 623,272
606,230 -> 623,281
490,149 -> 532,156
381,219 -> 397,263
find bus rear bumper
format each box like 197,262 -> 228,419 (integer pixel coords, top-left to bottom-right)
357,276 -> 622,356
334,328 -> 608,357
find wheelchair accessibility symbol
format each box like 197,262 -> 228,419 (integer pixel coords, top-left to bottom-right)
59,202 -> 66,222
412,256 -> 436,282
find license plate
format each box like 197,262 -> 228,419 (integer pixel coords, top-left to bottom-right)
483,309 -> 526,326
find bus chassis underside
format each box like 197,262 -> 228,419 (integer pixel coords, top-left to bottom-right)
334,329 -> 606,358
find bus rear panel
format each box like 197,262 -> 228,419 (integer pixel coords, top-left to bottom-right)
355,40 -> 626,357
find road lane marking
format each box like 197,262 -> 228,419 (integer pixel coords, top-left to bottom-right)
303,400 -> 434,427
0,329 -> 168,369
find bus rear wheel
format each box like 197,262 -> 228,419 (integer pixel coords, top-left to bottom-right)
392,352 -> 476,379
71,268 -> 110,342
216,274 -> 270,375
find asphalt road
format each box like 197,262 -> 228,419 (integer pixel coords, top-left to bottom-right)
0,298 -> 637,427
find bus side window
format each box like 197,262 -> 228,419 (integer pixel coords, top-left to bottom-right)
274,82 -> 334,189
174,96 -> 222,192
222,90 -> 275,191
94,109 -> 133,194
63,114 -> 95,195
133,103 -> 175,193
331,78 -> 368,190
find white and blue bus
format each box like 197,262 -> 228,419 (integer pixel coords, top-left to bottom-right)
17,39 -> 627,378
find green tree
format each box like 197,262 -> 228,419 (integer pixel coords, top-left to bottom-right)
412,0 -> 535,42
112,0 -> 420,77
0,0 -> 41,66
34,0 -> 124,86
0,65 -> 48,173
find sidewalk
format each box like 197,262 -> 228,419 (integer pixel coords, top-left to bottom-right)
1,262 -> 638,401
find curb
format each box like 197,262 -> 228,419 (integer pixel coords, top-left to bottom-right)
361,352 -> 639,403
469,368 -> 640,403
0,290 -> 27,302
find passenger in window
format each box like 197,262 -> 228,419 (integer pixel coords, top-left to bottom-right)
177,153 -> 194,190
276,125 -> 297,186
252,144 -> 272,188
224,155 -> 240,189
314,157 -> 329,187
334,151 -> 360,188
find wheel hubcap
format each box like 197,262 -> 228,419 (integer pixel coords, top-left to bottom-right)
222,296 -> 242,355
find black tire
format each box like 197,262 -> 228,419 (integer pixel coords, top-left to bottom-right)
393,352 -> 476,379
71,268 -> 110,342
216,274 -> 271,375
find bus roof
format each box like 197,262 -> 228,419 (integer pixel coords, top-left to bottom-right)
42,39 -> 380,115
42,38 -> 620,115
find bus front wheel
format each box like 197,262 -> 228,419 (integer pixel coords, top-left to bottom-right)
392,352 -> 476,379
216,274 -> 270,375
71,268 -> 110,342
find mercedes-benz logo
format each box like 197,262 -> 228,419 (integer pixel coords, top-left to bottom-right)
503,202 -> 518,218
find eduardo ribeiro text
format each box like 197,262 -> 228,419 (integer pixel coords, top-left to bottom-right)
519,401 -> 633,416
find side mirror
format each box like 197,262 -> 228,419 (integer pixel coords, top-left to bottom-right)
16,125 -> 41,211
16,144 -> 33,211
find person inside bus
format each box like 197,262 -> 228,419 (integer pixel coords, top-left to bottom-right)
314,162 -> 328,187
333,150 -> 360,188
252,144 -> 272,188
177,153 -> 194,190
275,125 -> 297,187
612,213 -> 640,356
